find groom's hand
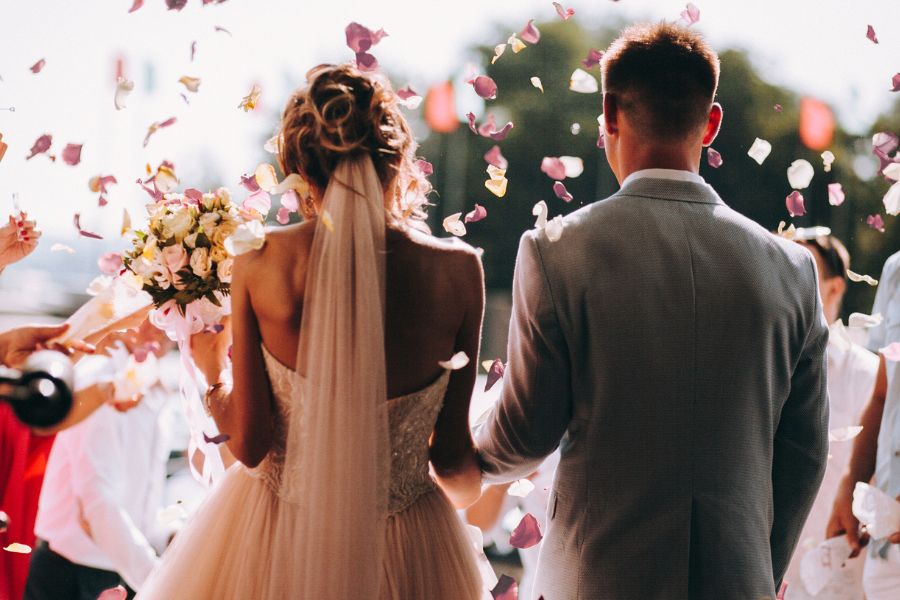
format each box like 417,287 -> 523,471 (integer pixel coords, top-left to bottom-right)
826,480 -> 868,557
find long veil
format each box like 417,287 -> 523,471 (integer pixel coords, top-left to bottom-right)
280,156 -> 389,597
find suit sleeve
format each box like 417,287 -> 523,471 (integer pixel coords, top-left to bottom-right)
475,231 -> 573,483
770,258 -> 830,586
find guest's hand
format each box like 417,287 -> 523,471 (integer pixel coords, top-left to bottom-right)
0,323 -> 94,367
190,317 -> 232,384
826,478 -> 868,557
0,213 -> 40,271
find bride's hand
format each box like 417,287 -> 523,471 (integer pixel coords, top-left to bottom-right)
190,317 -> 233,384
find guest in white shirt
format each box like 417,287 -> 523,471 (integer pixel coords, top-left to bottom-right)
783,233 -> 879,599
24,325 -> 173,600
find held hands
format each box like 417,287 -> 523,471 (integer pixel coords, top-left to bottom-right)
0,213 -> 40,271
190,316 -> 232,384
0,323 -> 94,367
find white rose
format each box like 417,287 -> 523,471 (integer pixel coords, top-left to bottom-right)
217,258 -> 234,283
190,247 -> 212,278
210,246 -> 228,263
224,220 -> 266,256
161,210 -> 195,242
199,212 -> 220,231
183,232 -> 199,249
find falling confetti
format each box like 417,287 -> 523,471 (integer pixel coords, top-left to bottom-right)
179,76 -> 201,93
484,145 -> 508,169
560,156 -> 583,177
203,432 -> 231,445
345,22 -> 387,71
29,59 -> 46,74
785,191 -> 806,217
114,77 -> 134,110
73,213 -> 102,240
828,183 -> 845,206
541,157 -> 567,180
747,138 -> 772,165
166,0 -> 188,10
485,165 -> 509,197
89,174 -> 118,206
680,3 -> 700,25
774,104 -> 783,112
847,270 -> 878,286
553,181 -> 573,202
491,575 -> 518,600
238,85 -> 261,111
214,25 -> 232,35
571,123 -> 581,135
396,85 -> 423,109
439,351 -> 469,370
26,134 -> 52,160
552,1 -> 575,20
143,117 -> 177,148
821,150 -> 835,172
415,159 -> 433,176
867,214 -> 885,232
465,204 -> 487,223
532,200 -> 549,229
442,213 -> 466,237
509,512 -> 542,549
884,181 -> 900,215
892,74 -> 900,92
61,143 -> 83,166
469,75 -> 498,100
508,478 -> 535,498
484,358 -> 505,391
581,48 -> 603,69
3,543 -> 31,554
866,25 -> 878,44
128,0 -> 143,12
707,148 -> 723,168
507,34 -> 526,54
520,19 -> 541,44
787,159 -> 814,189
531,76 -> 544,93
569,68 -> 599,93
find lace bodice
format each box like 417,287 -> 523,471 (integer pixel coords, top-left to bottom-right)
251,345 -> 451,514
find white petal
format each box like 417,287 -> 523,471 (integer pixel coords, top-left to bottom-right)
532,200 -> 548,229
442,213 -> 467,237
559,156 -> 584,178
883,162 -> 900,182
747,138 -> 772,165
545,215 -> 564,242
847,270 -> 878,286
884,180 -> 900,216
114,77 -> 134,110
787,159 -> 815,189
51,243 -> 76,254
438,350 -> 469,370
530,76 -> 544,93
508,478 -> 536,498
821,150 -> 835,172
848,312 -> 883,328
569,68 -> 598,94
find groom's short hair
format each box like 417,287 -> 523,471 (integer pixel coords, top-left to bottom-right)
601,22 -> 720,141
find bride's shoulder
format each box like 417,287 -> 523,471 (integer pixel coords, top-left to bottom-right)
399,225 -> 480,260
234,220 -> 315,271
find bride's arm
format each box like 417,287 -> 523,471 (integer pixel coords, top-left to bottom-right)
430,250 -> 485,509
193,252 -> 276,468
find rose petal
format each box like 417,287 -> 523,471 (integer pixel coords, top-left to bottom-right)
484,145 -> 508,169
488,122 -> 514,141
509,512 -> 542,549
866,25 -> 878,44
275,207 -> 291,225
243,189 -> 271,215
847,270 -> 878,286
569,68 -> 599,94
890,73 -> 900,93
560,156 -> 584,178
884,163 -> 900,182
829,425 -> 864,442
26,134 -> 52,160
848,312 -> 883,328
491,574 -> 518,600
442,213 -> 467,237
520,19 -> 541,44
73,213 -> 103,240
51,243 -> 76,254
89,175 -> 118,195
128,0 -> 144,12
787,159 -> 814,189
553,181 -> 573,202
30,59 -> 46,74
62,143 -> 83,166
238,84 -> 261,112
680,3 -> 700,25
581,48 -> 603,69
179,75 -> 201,93
3,543 -> 31,554
166,0 -> 187,10
774,104 -> 783,113
469,75 -> 498,100
485,176 -> 508,197
545,215 -> 564,241
881,342 -> 900,362
873,132 -> 899,156
280,190 -> 300,213
465,204 -> 487,224
507,34 -> 527,54
98,252 -> 123,276
552,1 -> 575,20
821,150 -> 835,172
416,159 -> 433,176
438,350 -> 469,370
827,183 -> 845,206
531,76 -> 544,93
203,432 -> 231,445
707,148 -> 723,168
114,77 -> 134,110
508,478 -> 535,498
484,358 -> 505,391
143,117 -> 177,148
183,188 -> 203,204
541,157 -> 567,180
396,86 -> 422,109
254,163 -> 279,191
884,181 -> 900,215
867,214 -> 886,232
532,200 -> 549,229
466,112 -> 478,134
747,137 -> 772,165
785,191 -> 806,217
345,22 -> 387,53
491,44 -> 507,65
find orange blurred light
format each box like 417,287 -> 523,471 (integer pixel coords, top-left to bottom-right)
799,97 -> 835,151
424,82 -> 459,134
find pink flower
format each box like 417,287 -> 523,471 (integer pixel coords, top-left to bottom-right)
161,244 -> 189,289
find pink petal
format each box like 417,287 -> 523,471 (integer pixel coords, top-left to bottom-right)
276,206 -> 291,225
466,112 -> 478,134
866,25 -> 878,44
97,586 -> 128,600
596,126 -> 605,149
873,132 -> 899,155
478,113 -> 498,137
786,191 -> 806,217
707,147 -> 723,168
469,75 -> 498,100
464,204 -> 487,224
484,145 -> 508,169
128,0 -> 144,13
73,213 -> 103,240
281,189 -> 300,212
881,342 -> 900,362
581,48 -> 603,69
552,1 -> 575,20
30,59 -> 46,74
97,252 -> 123,276
541,157 -> 567,180
867,214 -> 885,232
484,358 -> 505,391
240,173 -> 261,192
243,189 -> 271,214
26,134 -> 52,160
397,85 -> 419,101
680,3 -> 700,25
183,188 -> 203,204
203,432 -> 231,445
509,512 -> 543,549
892,74 -> 900,92
166,0 -> 187,10
488,122 -> 514,142
828,183 -> 845,206
345,22 -> 387,53
774,104 -> 783,113
355,51 -> 378,72
491,574 -> 518,600
416,159 -> 434,176
553,181 -> 573,202
520,19 -> 541,44
143,117 -> 177,148
62,143 -> 83,166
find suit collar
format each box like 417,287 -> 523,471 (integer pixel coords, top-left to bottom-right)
615,176 -> 725,206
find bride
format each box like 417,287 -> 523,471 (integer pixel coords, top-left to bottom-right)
138,64 -> 486,599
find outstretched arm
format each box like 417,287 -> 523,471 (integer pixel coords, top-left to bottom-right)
476,231 -> 573,483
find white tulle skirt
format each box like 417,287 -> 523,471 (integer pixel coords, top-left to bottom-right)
137,464 -> 485,599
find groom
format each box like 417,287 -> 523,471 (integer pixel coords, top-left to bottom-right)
476,23 -> 829,599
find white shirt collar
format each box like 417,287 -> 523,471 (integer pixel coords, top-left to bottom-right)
621,168 -> 706,188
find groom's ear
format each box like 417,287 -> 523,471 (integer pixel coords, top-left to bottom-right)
701,102 -> 723,147
602,93 -> 619,137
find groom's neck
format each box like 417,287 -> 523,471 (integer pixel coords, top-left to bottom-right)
612,137 -> 702,184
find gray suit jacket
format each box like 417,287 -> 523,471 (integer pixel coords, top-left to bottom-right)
476,177 -> 829,600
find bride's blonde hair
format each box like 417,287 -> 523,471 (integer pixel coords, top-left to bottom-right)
277,63 -> 430,221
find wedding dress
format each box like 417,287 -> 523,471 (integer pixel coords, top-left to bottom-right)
138,157 -> 484,599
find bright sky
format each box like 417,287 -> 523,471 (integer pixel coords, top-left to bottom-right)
0,0 -> 897,249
